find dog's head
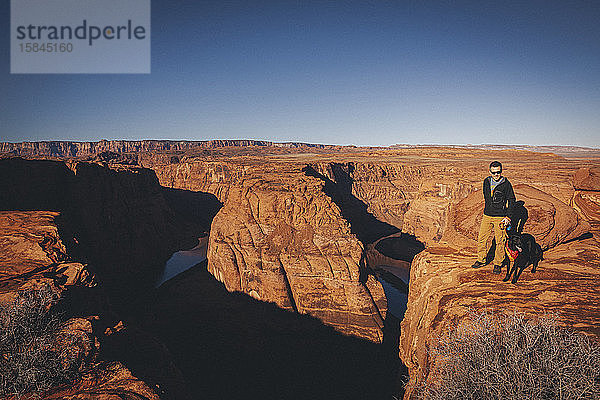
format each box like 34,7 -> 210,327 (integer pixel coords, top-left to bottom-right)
507,234 -> 523,253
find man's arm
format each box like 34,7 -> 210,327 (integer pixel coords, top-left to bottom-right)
482,177 -> 491,206
505,181 -> 516,218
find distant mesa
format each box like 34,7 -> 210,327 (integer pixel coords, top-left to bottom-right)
0,139 -> 338,159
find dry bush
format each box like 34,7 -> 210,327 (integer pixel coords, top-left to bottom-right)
0,285 -> 81,398
415,310 -> 600,400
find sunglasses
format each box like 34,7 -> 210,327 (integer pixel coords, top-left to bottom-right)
490,171 -> 502,175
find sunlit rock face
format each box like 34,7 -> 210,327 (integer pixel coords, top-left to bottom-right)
0,210 -> 94,304
153,160 -> 245,203
573,167 -> 600,191
573,167 -> 600,231
206,164 -> 387,342
0,139 -> 334,159
397,158 -> 600,399
453,183 -> 591,250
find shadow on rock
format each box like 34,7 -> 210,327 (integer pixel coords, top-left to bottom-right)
0,157 -> 221,311
303,164 -> 400,244
143,261 -> 400,400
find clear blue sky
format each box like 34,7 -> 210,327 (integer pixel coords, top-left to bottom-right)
2,1 -> 599,147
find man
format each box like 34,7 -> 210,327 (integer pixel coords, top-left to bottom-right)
472,161 -> 516,273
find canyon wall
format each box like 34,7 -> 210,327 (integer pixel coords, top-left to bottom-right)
153,159 -> 390,341
153,160 -> 246,203
0,158 -> 206,302
206,167 -> 387,341
0,139 -> 335,159
396,163 -> 599,398
302,152 -> 599,399
0,158 -> 211,399
152,149 -> 598,352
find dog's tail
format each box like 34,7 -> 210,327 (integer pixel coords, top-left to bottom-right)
537,244 -> 544,260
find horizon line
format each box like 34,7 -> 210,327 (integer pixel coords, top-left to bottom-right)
1,139 -> 599,150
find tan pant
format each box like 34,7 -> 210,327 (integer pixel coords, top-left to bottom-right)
476,214 -> 507,265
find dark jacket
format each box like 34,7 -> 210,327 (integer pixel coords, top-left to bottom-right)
483,176 -> 516,217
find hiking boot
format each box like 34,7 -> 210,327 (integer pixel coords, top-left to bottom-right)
471,261 -> 485,269
492,265 -> 502,274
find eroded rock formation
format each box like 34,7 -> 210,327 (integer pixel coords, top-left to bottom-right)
573,167 -> 600,191
0,158 -> 207,399
0,211 -> 94,304
0,139 -> 337,160
0,158 -> 215,303
206,166 -> 387,341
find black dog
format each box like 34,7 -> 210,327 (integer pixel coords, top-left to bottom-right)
502,233 -> 543,283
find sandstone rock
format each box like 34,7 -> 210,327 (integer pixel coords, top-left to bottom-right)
0,211 -> 65,303
154,160 -> 246,203
573,167 -> 600,191
400,178 -> 599,398
0,139 -> 338,160
453,183 -> 591,250
573,191 -> 600,230
40,361 -> 160,400
0,158 -> 207,307
56,318 -> 97,371
156,149 -> 599,400
207,169 -> 387,342
5,143 -> 600,400
400,233 -> 600,399
104,320 -> 126,336
55,263 -> 96,287
0,208 -> 171,400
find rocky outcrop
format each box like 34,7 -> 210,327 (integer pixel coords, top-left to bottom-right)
0,158 -> 214,399
453,183 -> 591,250
153,160 -> 246,203
573,167 -> 600,191
206,166 -> 387,341
573,167 -> 600,232
399,178 -> 597,398
0,210 -> 162,400
0,158 -> 214,305
41,361 -> 160,400
0,211 -> 94,304
400,232 -> 600,396
5,144 -> 600,399
156,158 -> 401,342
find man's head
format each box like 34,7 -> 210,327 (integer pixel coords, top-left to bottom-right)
489,161 -> 503,181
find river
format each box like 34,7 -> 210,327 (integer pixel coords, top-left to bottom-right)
155,237 -> 208,287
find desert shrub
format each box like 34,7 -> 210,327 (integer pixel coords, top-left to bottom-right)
415,310 -> 600,400
0,285 -> 80,398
